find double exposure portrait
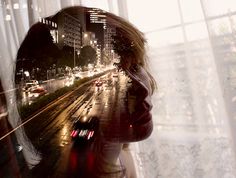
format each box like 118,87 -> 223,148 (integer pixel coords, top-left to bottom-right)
1,5 -> 155,178
1,1 -> 236,178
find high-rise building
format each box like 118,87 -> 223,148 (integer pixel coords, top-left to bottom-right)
82,31 -> 96,47
88,8 -> 116,63
104,24 -> 116,62
40,18 -> 58,43
50,12 -> 83,52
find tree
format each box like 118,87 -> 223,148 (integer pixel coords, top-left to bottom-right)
16,22 -> 60,81
78,45 -> 97,67
57,46 -> 78,68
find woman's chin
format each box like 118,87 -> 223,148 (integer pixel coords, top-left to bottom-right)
132,111 -> 152,126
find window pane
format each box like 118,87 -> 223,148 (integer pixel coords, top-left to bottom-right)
180,0 -> 204,23
209,17 -> 232,36
203,0 -> 236,17
146,27 -> 184,47
81,0 -> 109,11
185,22 -> 208,41
229,15 -> 236,32
108,0 -> 119,15
127,0 -> 181,32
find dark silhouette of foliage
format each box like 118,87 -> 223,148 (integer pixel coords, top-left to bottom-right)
16,22 -> 59,74
78,45 -> 97,67
111,28 -> 135,59
57,46 -> 78,68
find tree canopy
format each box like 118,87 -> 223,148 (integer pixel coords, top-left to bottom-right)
78,45 -> 97,67
16,22 -> 60,72
57,46 -> 79,68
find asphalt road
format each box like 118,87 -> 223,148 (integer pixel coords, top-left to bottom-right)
19,71 -> 135,178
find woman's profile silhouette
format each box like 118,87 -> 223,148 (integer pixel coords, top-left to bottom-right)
14,6 -> 157,178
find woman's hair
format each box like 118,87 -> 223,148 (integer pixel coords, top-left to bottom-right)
105,11 -> 157,93
53,6 -> 157,93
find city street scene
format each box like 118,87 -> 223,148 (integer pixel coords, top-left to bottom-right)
2,1 -> 236,178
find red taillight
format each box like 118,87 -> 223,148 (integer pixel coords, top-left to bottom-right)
90,131 -> 94,137
71,130 -> 78,138
87,131 -> 94,140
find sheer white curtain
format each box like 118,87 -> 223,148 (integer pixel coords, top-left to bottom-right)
129,0 -> 236,177
1,0 -> 236,177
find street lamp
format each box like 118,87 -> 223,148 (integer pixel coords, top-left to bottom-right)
83,33 -> 88,46
24,71 -> 30,79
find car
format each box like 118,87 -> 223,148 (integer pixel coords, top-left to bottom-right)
95,80 -> 103,87
25,80 -> 39,87
23,83 -> 35,92
28,87 -> 47,98
71,116 -> 99,142
23,81 -> 39,92
26,80 -> 39,85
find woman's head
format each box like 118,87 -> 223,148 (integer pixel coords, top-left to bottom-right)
16,6 -> 156,143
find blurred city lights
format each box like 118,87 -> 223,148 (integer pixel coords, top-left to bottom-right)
5,14 -> 11,21
24,71 -> 30,77
13,3 -> 19,9
22,3 -> 27,8
6,4 -> 10,9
